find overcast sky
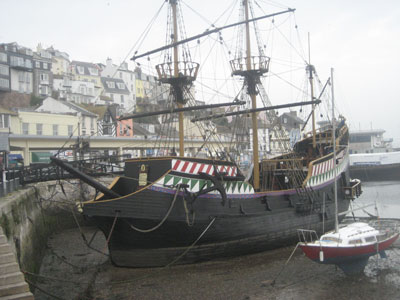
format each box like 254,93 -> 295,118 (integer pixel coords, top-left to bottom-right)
1,0 -> 400,146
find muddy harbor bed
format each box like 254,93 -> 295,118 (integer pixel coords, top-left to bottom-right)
31,223 -> 400,300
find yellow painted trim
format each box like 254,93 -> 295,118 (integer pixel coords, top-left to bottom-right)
94,176 -> 120,201
83,169 -> 173,204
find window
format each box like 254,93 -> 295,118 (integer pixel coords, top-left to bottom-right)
25,59 -> 32,68
82,116 -> 86,129
106,81 -> 115,89
79,85 -> 86,95
88,67 -> 98,75
22,123 -> 29,134
39,85 -> 48,95
120,95 -> 124,103
349,135 -> 371,143
40,73 -> 49,81
36,123 -> 43,135
10,56 -> 24,67
0,65 -> 9,76
90,117 -> 94,130
68,125 -> 73,136
119,72 -> 122,78
0,78 -> 10,89
53,124 -> 58,136
35,61 -> 40,68
349,239 -> 362,245
365,236 -> 376,243
0,114 -> 10,128
117,82 -> 125,89
0,52 -> 7,62
77,66 -> 84,74
25,73 -> 30,83
18,72 -> 25,82
43,62 -> 48,69
110,93 -> 114,100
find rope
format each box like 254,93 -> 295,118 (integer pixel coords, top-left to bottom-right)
25,278 -> 68,300
271,242 -> 300,286
182,194 -> 195,226
123,184 -> 182,233
165,217 -> 216,268
104,212 -> 119,253
70,207 -> 109,257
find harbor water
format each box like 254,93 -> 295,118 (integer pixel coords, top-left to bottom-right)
34,180 -> 400,299
351,180 -> 400,219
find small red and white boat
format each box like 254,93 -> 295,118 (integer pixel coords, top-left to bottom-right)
298,222 -> 399,274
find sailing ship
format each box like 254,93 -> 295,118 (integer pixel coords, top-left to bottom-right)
52,0 -> 362,267
298,69 -> 399,275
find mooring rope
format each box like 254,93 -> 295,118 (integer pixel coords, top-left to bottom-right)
123,184 -> 182,233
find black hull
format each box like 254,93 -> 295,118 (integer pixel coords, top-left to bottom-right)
86,181 -> 350,267
349,163 -> 400,181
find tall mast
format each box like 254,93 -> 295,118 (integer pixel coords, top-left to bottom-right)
156,0 -> 199,157
308,64 -> 316,149
331,67 -> 339,233
244,0 -> 260,190
307,33 -> 317,149
171,0 -> 184,156
230,0 -> 271,190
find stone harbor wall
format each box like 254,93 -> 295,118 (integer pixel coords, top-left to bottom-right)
0,178 -> 106,279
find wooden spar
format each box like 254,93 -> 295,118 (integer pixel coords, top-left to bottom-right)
244,0 -> 260,190
308,64 -> 316,149
301,78 -> 330,131
171,0 -> 185,156
191,100 -> 321,122
131,8 -> 295,61
118,101 -> 246,120
50,156 -> 121,199
307,33 -> 317,148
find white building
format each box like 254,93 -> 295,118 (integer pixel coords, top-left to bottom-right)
36,97 -> 98,136
100,59 -> 136,111
100,77 -> 131,112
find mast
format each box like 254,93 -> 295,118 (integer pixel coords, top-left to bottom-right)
308,64 -> 316,149
307,33 -> 317,149
156,0 -> 199,157
171,0 -> 184,156
331,67 -> 339,233
244,0 -> 260,190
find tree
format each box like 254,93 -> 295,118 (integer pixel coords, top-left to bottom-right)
30,94 -> 43,106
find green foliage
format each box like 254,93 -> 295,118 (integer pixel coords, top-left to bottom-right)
30,94 -> 43,106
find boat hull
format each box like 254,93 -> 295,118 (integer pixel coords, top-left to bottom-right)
86,181 -> 351,267
83,142 -> 354,267
299,233 -> 399,274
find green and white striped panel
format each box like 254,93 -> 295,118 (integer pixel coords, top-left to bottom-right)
157,174 -> 254,195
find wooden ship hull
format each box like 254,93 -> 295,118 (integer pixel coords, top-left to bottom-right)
82,131 -> 359,267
